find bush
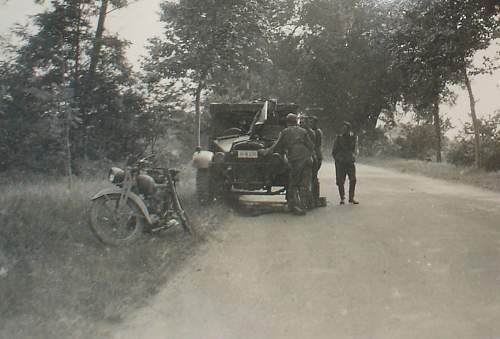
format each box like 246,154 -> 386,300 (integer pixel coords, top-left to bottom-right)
393,123 -> 439,160
447,138 -> 475,167
447,113 -> 500,171
359,127 -> 398,156
360,123 -> 442,160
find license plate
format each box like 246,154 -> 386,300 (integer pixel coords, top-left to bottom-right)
237,150 -> 258,159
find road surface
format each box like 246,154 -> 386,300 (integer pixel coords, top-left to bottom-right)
109,163 -> 500,339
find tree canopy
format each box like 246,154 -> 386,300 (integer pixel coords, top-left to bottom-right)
1,0 -> 499,173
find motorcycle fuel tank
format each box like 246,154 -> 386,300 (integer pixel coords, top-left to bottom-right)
136,174 -> 156,195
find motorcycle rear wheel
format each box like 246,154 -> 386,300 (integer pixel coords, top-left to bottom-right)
177,205 -> 193,235
171,191 -> 193,235
89,194 -> 144,246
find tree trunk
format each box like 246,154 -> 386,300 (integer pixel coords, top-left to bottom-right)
59,28 -> 73,188
73,1 -> 86,161
87,0 -> 109,86
66,112 -> 74,190
432,96 -> 442,162
463,67 -> 481,168
82,0 -> 108,159
195,81 -> 203,148
73,1 -> 82,100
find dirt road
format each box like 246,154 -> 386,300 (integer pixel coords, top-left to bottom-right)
109,163 -> 500,339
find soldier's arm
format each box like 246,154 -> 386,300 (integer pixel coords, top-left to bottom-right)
354,135 -> 359,156
331,136 -> 339,158
317,129 -> 324,160
304,131 -> 314,152
263,131 -> 284,156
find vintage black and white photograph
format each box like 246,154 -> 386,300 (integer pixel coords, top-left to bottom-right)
1,0 -> 499,338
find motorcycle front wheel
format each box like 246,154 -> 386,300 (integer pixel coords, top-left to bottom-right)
89,194 -> 144,246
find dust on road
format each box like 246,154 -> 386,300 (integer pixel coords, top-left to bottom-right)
106,163 -> 500,339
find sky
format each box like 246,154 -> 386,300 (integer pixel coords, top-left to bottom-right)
1,0 -> 499,136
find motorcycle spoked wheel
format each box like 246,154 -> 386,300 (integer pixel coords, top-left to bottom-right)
89,194 -> 144,246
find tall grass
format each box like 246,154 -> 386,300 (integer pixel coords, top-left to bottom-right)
0,170 -> 225,338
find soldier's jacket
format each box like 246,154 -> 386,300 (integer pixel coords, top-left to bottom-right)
305,127 -> 316,159
269,125 -> 314,162
314,128 -> 323,161
332,132 -> 358,163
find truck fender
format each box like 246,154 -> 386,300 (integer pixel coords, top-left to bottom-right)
91,188 -> 153,225
192,150 -> 214,169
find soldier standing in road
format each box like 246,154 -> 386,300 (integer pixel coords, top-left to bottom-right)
311,116 -> 323,207
262,113 -> 314,215
332,121 -> 359,205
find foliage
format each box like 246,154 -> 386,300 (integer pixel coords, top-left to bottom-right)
383,118 -> 451,160
149,0 -> 276,93
0,171 -> 224,338
358,127 -> 396,157
0,0 -> 150,173
294,0 -> 401,133
388,0 -> 500,161
1,0 -> 499,174
393,123 -> 440,160
447,113 -> 500,171
390,0 -> 499,109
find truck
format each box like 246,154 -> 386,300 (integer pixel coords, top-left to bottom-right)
192,100 -> 299,203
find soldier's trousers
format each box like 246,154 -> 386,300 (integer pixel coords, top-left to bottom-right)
335,160 -> 356,200
288,157 -> 313,211
311,158 -> 322,206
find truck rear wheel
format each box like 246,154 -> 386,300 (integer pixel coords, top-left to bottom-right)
196,168 -> 213,204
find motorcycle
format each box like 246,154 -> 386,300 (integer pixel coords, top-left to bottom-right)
89,154 -> 192,246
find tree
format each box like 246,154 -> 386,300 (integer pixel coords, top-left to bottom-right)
448,112 -> 500,171
263,0 -> 402,136
390,0 -> 499,163
148,0 -> 276,147
0,0 -> 146,173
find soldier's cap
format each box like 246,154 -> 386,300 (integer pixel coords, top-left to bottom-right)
286,113 -> 298,123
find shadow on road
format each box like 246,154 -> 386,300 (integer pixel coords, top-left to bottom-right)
228,197 -> 289,217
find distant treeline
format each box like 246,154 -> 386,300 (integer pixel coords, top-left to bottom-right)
0,0 -> 498,174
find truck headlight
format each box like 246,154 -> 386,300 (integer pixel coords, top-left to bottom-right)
213,152 -> 225,164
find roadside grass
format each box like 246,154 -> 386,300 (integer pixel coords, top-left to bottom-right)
360,156 -> 500,192
0,168 -> 227,338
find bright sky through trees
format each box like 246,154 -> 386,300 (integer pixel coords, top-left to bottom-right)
1,0 -> 498,135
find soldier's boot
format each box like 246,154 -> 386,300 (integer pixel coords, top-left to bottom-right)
303,188 -> 313,210
290,189 -> 306,215
292,206 -> 306,216
348,181 -> 359,204
338,184 -> 345,205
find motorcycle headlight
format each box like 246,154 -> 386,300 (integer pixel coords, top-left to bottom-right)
108,167 -> 125,184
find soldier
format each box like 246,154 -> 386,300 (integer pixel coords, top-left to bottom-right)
332,121 -> 359,205
262,113 -> 314,215
311,116 -> 323,207
299,115 -> 316,209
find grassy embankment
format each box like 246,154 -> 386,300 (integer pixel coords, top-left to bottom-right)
0,168 -> 227,338
361,156 -> 500,192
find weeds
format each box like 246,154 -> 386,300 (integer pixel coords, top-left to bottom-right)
0,168 -> 226,338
